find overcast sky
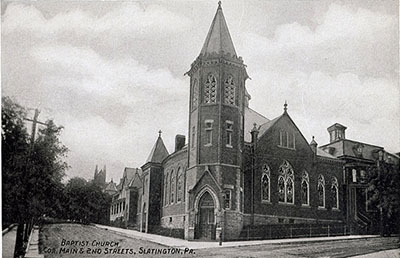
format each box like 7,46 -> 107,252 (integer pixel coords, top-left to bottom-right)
2,0 -> 399,182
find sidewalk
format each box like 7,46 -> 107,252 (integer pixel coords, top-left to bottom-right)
2,225 -> 17,258
351,249 -> 399,258
25,226 -> 44,258
95,224 -> 379,249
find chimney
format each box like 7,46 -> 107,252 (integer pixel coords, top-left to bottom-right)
175,135 -> 186,152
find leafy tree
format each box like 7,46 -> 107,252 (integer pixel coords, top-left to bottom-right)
2,97 -> 30,227
2,96 -> 69,256
367,160 -> 400,236
64,177 -> 111,224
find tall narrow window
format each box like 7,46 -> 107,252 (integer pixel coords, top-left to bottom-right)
318,174 -> 325,208
301,171 -> 309,206
279,131 -> 295,149
224,190 -> 231,209
261,164 -> 271,202
204,74 -> 217,103
191,126 -> 195,149
278,160 -> 295,204
170,170 -> 176,204
226,121 -> 233,147
224,75 -> 235,105
177,167 -> 183,202
192,79 -> 199,110
278,176 -> 285,202
164,173 -> 169,206
331,177 -> 339,209
205,120 -> 213,146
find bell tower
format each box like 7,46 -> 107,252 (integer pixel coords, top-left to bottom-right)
185,1 -> 248,240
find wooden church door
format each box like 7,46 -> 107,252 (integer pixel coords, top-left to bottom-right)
198,192 -> 216,240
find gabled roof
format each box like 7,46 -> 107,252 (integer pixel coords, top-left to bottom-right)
123,167 -> 136,186
128,170 -> 142,189
200,2 -> 237,56
105,181 -> 117,192
146,136 -> 169,163
244,107 -> 270,142
257,115 -> 283,139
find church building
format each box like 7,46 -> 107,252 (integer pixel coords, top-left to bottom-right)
112,2 -> 398,241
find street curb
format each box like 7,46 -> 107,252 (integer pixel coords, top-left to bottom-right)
95,224 -> 381,249
232,235 -> 381,248
2,223 -> 17,236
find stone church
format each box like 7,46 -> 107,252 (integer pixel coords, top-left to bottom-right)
110,2 -> 399,241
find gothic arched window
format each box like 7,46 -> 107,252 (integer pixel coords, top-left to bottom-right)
192,79 -> 199,110
204,74 -> 217,103
278,160 -> 295,204
331,177 -> 339,209
170,170 -> 176,204
301,171 -> 309,206
318,174 -> 325,208
261,164 -> 271,202
164,173 -> 169,206
177,167 -> 183,202
224,75 -> 235,105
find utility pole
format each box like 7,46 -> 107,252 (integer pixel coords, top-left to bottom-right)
377,150 -> 384,237
14,109 -> 47,258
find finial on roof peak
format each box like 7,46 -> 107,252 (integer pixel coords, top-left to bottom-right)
284,101 -> 288,113
218,1 -> 222,9
158,130 -> 162,138
251,123 -> 259,132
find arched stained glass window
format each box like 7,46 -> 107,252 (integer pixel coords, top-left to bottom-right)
170,170 -> 176,204
164,173 -> 169,206
301,171 -> 309,206
177,167 -> 183,202
331,177 -> 339,209
278,160 -> 295,204
204,74 -> 217,103
224,75 -> 235,105
318,174 -> 325,208
261,164 -> 271,202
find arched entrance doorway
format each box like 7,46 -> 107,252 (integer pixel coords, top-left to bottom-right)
197,192 -> 216,240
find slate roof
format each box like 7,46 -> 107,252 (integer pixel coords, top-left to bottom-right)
200,2 -> 237,56
146,136 -> 169,163
317,148 -> 337,159
244,107 -> 270,142
105,181 -> 117,192
256,115 -> 283,139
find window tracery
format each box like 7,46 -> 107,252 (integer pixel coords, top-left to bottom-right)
204,74 -> 217,103
224,75 -> 235,105
261,164 -> 271,202
278,160 -> 295,204
301,171 -> 310,206
318,174 -> 325,208
331,177 -> 339,209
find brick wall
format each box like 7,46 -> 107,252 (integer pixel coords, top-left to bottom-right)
224,210 -> 243,240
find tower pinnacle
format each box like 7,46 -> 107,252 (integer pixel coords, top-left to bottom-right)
200,1 -> 237,56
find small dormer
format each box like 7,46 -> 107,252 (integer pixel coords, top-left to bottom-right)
327,123 -> 347,143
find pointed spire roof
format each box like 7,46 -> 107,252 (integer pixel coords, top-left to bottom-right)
200,1 -> 237,56
146,133 -> 169,163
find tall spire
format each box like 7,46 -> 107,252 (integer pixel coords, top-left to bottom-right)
200,1 -> 237,56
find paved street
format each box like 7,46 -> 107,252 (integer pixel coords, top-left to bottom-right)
2,225 -> 17,258
38,223 -> 399,258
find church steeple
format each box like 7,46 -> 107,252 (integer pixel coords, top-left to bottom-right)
200,1 -> 237,57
